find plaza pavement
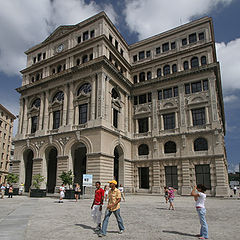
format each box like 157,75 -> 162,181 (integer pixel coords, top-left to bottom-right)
0,194 -> 239,240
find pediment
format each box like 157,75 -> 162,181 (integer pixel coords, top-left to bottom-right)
191,96 -> 204,103
163,102 -> 174,108
134,104 -> 151,115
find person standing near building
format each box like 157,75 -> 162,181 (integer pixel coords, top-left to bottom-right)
168,187 -> 176,210
1,183 -> 6,199
233,186 -> 237,195
19,183 -> 24,195
98,180 -> 125,237
8,185 -> 13,198
91,181 -> 105,231
74,183 -> 81,202
191,184 -> 209,240
59,184 -> 65,203
118,184 -> 125,201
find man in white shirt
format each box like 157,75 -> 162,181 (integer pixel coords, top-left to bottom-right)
1,184 -> 6,199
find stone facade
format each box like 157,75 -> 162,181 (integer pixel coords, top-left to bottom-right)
12,12 -> 229,196
0,104 -> 15,183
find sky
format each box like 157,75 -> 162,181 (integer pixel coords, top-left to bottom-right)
0,0 -> 239,172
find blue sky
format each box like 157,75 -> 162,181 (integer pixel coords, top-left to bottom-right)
0,0 -> 239,172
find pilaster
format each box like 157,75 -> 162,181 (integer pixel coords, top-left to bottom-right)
181,159 -> 191,195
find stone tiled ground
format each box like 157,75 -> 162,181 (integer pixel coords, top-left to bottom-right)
0,194 -> 239,240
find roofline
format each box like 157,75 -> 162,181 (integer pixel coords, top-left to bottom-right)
0,104 -> 16,119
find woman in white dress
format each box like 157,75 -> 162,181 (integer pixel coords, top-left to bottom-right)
59,184 -> 65,203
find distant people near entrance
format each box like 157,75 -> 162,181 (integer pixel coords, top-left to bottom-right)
8,185 -> 13,198
104,185 -> 109,202
1,183 -> 6,199
191,185 -> 209,240
164,187 -> 169,203
168,187 -> 176,210
59,184 -> 65,203
118,184 -> 125,201
91,181 -> 104,232
74,183 -> 81,202
98,180 -> 125,237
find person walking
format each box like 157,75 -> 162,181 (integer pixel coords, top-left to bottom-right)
74,183 -> 81,202
233,186 -> 237,195
98,180 -> 125,237
191,184 -> 209,240
104,185 -> 109,202
19,183 -> 24,195
1,183 -> 6,199
118,184 -> 125,201
164,186 -> 169,203
59,184 -> 65,203
8,185 -> 13,198
91,181 -> 105,232
168,187 -> 176,210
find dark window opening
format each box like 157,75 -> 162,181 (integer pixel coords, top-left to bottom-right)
183,61 -> 189,70
201,56 -> 207,65
109,34 -> 113,43
79,104 -> 88,124
139,51 -> 145,60
133,75 -> 138,83
164,141 -> 176,153
77,83 -> 92,95
157,68 -> 162,77
111,88 -> 119,99
162,42 -> 169,52
185,83 -> 190,94
78,36 -> 81,43
163,113 -> 175,130
115,40 -> 118,50
134,96 -> 138,105
113,109 -> 118,128
57,65 -> 62,73
53,91 -> 64,102
138,144 -> 149,155
31,116 -> 38,133
146,50 -> 151,57
198,32 -> 205,41
90,30 -> 95,38
139,94 -> 147,104
83,31 -> 89,41
36,73 -> 40,81
158,90 -> 162,100
195,165 -> 211,190
191,81 -> 202,93
120,49 -> 124,56
191,57 -> 199,68
32,98 -> 41,108
189,33 -> 197,43
133,55 -> 137,62
37,53 -> 41,61
163,88 -> 172,99
139,72 -> 145,82
82,55 -> 88,63
182,38 -> 187,46
194,138 -> 208,151
203,80 -> 208,91
148,93 -> 152,102
90,54 -> 93,60
156,47 -> 161,54
43,52 -> 46,59
192,108 -> 205,126
53,110 -> 60,129
76,58 -> 80,65
165,166 -> 178,189
173,86 -> 178,97
172,64 -> 177,73
33,57 -> 36,64
31,77 -> 35,83
147,71 -> 152,80
52,68 -> 55,74
163,65 -> 170,76
139,167 -> 149,189
138,118 -> 148,133
171,42 -> 176,49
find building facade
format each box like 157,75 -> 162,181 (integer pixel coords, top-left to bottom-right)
0,104 -> 16,184
12,12 -> 229,196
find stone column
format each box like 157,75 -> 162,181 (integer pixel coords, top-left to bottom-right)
152,161 -> 161,193
181,159 -> 191,195
32,158 -> 44,188
124,94 -> 128,132
205,106 -> 209,124
43,91 -> 50,131
38,93 -> 45,130
68,82 -> 74,126
209,76 -> 219,122
179,84 -> 187,132
22,97 -> 29,135
56,156 -> 69,188
27,116 -> 31,134
189,110 -> 193,126
135,119 -> 139,134
160,115 -> 164,130
175,112 -> 178,129
74,106 -> 79,125
91,76 -> 96,120
62,84 -> 68,126
105,77 -> 110,121
49,111 -> 53,130
148,117 -> 151,133
18,98 -> 24,134
96,72 -> 106,119
152,91 -> 158,135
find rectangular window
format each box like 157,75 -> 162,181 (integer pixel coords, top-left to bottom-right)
53,110 -> 61,129
138,167 -> 149,189
199,32 -> 205,40
89,53 -> 93,60
33,57 -> 36,64
43,52 -> 46,59
156,47 -> 161,54
203,80 -> 208,91
192,108 -> 205,126
133,55 -> 137,62
146,50 -> 151,58
189,33 -> 197,43
134,96 -> 138,105
185,83 -> 190,94
182,38 -> 187,46
162,42 -> 169,52
90,30 -> 95,38
139,94 -> 147,104
139,51 -> 145,60
138,118 -> 148,133
115,40 -> 118,50
83,31 -> 89,41
120,49 -> 124,56
163,113 -> 175,130
173,86 -> 178,97
165,166 -> 178,189
163,88 -> 172,99
0,120 -> 2,127
148,93 -> 152,103
78,36 -> 81,43
37,53 -> 41,61
31,116 -> 38,133
109,34 -> 113,43
79,104 -> 88,124
158,90 -> 162,100
171,42 -> 176,49
113,109 -> 118,128
191,81 -> 202,93
195,164 -> 211,189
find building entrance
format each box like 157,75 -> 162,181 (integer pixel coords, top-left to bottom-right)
139,167 -> 149,189
46,147 -> 57,193
24,149 -> 33,192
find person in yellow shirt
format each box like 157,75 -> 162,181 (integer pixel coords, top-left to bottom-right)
98,180 -> 125,237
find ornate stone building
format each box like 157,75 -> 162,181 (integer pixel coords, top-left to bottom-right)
12,12 -> 229,196
0,104 -> 15,184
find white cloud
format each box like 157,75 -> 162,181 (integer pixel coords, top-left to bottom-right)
216,39 -> 240,90
223,94 -> 238,103
124,0 -> 233,40
0,0 -> 116,76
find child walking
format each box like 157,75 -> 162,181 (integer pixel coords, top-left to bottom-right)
168,187 -> 175,210
191,184 -> 208,239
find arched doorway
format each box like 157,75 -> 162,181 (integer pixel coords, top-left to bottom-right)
114,146 -> 124,186
24,149 -> 34,192
46,147 -> 58,193
72,143 -> 87,191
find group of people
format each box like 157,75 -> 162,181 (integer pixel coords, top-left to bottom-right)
0,183 -> 14,199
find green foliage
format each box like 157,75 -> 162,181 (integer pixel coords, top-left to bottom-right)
32,174 -> 45,189
6,173 -> 19,184
59,170 -> 74,188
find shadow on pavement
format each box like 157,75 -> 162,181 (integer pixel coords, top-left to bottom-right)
162,230 -> 197,237
156,208 -> 169,210
75,224 -> 95,232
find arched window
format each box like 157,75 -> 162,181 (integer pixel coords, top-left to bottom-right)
76,58 -> 80,66
139,72 -> 145,82
52,91 -> 64,102
31,76 -> 35,83
77,83 -> 92,95
52,68 -> 55,74
191,57 -> 199,68
111,88 -> 119,99
147,71 -> 152,80
157,68 -> 162,77
57,65 -> 62,73
163,65 -> 170,76
32,98 -> 41,108
183,61 -> 189,70
138,144 -> 149,155
164,141 -> 176,154
194,138 -> 208,151
201,56 -> 207,66
133,75 -> 138,83
36,73 -> 40,81
82,55 -> 88,63
172,64 -> 177,73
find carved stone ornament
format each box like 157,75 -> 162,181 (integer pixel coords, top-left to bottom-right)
26,138 -> 30,148
57,137 -> 70,146
34,141 -> 45,150
75,130 -> 80,141
49,135 -> 53,144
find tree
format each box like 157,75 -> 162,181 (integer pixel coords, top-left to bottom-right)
6,173 -> 19,184
32,174 -> 45,189
59,170 -> 74,189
